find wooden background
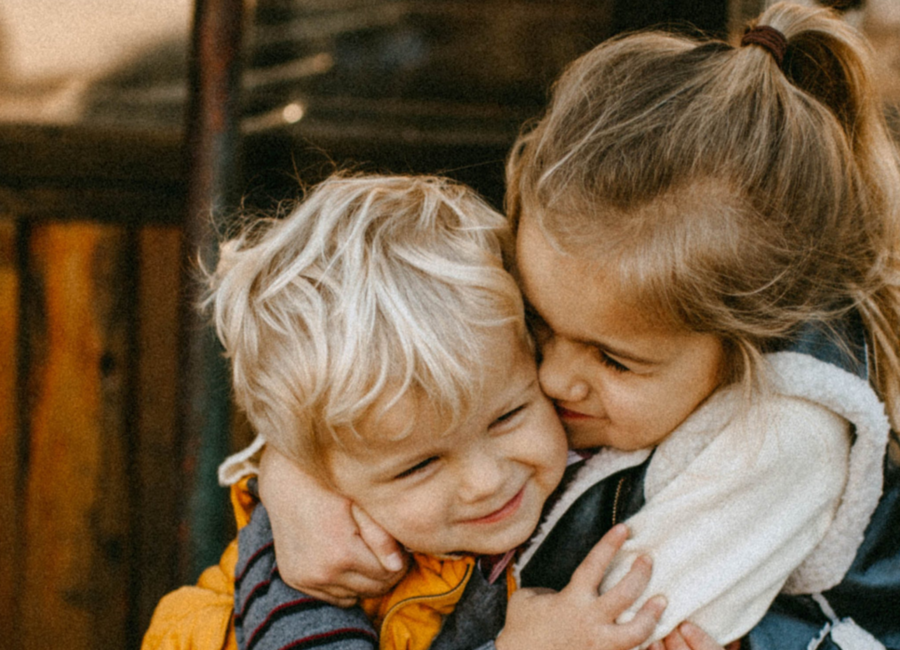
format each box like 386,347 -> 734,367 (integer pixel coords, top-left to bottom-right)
0,125 -> 190,649
11,1 -> 895,648
0,114 -> 528,648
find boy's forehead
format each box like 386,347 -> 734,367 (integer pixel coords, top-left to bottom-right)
351,388 -> 424,445
337,330 -> 535,450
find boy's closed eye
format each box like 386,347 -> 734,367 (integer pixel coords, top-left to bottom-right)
391,404 -> 530,481
491,404 -> 527,429
394,456 -> 440,480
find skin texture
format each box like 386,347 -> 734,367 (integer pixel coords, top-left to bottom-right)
326,328 -> 569,556
515,215 -> 727,451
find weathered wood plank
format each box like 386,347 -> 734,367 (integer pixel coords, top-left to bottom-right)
134,225 -> 184,637
0,217 -> 22,641
21,222 -> 133,650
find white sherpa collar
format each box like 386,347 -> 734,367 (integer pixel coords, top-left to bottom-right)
765,352 -> 889,593
516,351 -> 890,595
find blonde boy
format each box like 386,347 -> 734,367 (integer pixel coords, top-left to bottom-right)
140,175 -> 665,650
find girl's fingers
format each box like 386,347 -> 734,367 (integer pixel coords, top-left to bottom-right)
662,629 -> 690,650
609,594 -> 667,648
676,622 -> 728,650
351,504 -> 408,574
567,524 -> 630,594
597,554 -> 654,618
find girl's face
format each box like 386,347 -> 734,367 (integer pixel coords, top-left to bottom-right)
515,215 -> 727,450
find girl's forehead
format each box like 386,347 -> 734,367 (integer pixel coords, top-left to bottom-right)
516,215 -> 682,344
516,216 -> 626,307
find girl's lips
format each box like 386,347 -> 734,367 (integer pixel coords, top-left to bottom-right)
466,487 -> 525,525
556,405 -> 593,420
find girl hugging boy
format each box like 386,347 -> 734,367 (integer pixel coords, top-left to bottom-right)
145,2 -> 900,649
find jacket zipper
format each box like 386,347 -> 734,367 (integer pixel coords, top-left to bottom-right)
379,563 -> 474,635
611,475 -> 627,526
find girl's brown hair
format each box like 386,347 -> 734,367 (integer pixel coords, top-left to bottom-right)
507,1 -> 900,430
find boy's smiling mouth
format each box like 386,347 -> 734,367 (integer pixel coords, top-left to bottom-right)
465,486 -> 526,525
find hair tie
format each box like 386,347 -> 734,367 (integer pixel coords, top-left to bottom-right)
741,25 -> 788,67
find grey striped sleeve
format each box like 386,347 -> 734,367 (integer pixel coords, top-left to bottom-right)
234,503 -> 377,650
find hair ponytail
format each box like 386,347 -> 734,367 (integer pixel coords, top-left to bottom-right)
758,3 -> 900,431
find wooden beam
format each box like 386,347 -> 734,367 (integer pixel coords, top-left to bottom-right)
0,217 -> 22,643
135,225 -> 184,634
178,0 -> 246,582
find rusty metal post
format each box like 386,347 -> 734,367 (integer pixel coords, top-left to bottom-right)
179,0 -> 245,581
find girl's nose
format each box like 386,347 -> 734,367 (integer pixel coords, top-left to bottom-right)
538,337 -> 590,403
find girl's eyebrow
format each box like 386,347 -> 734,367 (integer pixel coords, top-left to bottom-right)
522,296 -> 661,365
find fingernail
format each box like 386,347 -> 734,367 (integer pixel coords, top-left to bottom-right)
650,595 -> 668,613
612,523 -> 629,536
384,552 -> 404,571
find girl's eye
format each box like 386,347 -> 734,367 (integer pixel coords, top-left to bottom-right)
394,456 -> 438,480
525,305 -> 550,342
599,351 -> 630,373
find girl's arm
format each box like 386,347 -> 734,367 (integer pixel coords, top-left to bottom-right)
258,446 -> 408,606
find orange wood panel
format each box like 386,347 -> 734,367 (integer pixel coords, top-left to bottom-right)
0,218 -> 21,641
21,222 -> 132,650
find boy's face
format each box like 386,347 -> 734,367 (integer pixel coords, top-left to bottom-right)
325,328 -> 568,556
516,214 -> 726,451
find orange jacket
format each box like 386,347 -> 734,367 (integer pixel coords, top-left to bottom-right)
142,479 -> 513,650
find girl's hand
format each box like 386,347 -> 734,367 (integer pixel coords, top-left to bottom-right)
257,446 -> 409,606
648,622 -> 735,650
496,524 -> 667,650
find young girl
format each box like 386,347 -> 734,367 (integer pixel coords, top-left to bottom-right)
497,1 -> 900,645
257,2 -> 900,648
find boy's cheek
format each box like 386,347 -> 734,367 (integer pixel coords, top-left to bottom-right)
361,498 -> 429,546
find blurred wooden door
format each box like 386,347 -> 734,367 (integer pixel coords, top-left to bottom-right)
0,125 -> 188,649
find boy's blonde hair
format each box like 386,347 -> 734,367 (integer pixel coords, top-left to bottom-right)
207,175 -> 524,475
507,1 -> 900,430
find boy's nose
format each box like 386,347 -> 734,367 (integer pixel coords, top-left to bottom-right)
458,453 -> 506,504
538,337 -> 590,403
